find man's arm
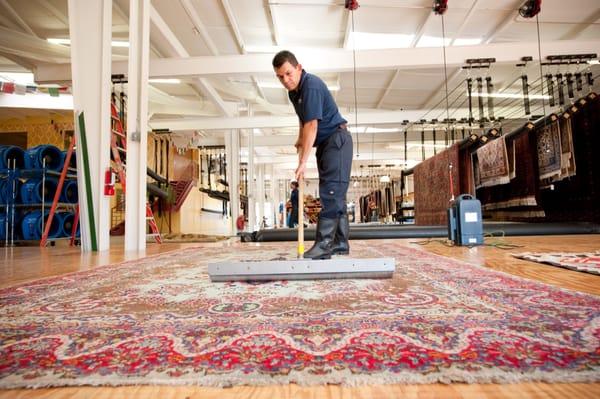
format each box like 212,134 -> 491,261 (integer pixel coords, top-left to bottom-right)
295,119 -> 318,180
295,120 -> 303,150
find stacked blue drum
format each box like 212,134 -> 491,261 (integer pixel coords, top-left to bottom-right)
0,144 -> 78,243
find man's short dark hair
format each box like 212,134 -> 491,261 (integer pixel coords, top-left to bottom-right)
272,50 -> 298,68
291,181 -> 299,189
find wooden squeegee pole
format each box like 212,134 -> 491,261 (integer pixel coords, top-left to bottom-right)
298,175 -> 304,258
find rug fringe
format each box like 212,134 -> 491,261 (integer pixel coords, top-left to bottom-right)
3,367 -> 599,390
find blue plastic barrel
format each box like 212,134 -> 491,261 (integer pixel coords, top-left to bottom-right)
59,180 -> 78,203
0,211 -> 23,240
20,177 -> 58,204
62,150 -> 76,169
21,210 -> 62,240
0,213 -> 5,240
0,145 -> 26,169
0,179 -> 21,204
57,211 -> 79,237
25,145 -> 64,171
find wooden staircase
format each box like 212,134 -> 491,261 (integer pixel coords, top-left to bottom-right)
167,180 -> 196,212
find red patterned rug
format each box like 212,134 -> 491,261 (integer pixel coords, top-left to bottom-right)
514,251 -> 600,275
1,241 -> 599,388
414,144 -> 460,225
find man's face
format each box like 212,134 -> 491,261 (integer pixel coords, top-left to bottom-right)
274,61 -> 302,91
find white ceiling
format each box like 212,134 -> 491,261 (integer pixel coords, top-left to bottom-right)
0,0 -> 599,177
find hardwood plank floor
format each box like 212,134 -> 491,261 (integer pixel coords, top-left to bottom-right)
1,235 -> 599,398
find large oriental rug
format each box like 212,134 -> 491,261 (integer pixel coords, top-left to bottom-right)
414,143 -> 460,225
514,251 -> 600,276
1,241 -> 599,388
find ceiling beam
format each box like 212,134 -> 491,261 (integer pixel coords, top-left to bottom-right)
113,0 -> 164,58
149,5 -> 188,56
342,8 -> 352,49
35,0 -> 69,27
409,8 -> 433,48
376,69 -> 400,109
34,39 -> 600,82
220,0 -> 267,102
1,26 -> 70,64
449,0 -> 479,46
266,1 -> 282,46
0,0 -> 37,37
149,108 -> 487,131
179,0 -> 219,55
0,10 -> 22,32
192,131 -> 437,148
561,8 -> 600,40
221,0 -> 244,52
0,51 -> 35,71
484,0 -> 521,44
150,3 -> 233,117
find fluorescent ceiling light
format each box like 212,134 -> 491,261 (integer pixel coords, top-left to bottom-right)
346,32 -> 413,50
471,92 -> 551,100
149,78 -> 181,84
416,36 -> 451,48
0,72 -> 35,85
453,37 -> 482,46
47,38 -> 130,47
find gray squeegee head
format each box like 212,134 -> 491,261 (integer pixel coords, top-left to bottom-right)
208,257 -> 395,282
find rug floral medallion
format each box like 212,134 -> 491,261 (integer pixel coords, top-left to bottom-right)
1,240 -> 599,388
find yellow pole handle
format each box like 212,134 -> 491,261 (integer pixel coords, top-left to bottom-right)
297,174 -> 304,258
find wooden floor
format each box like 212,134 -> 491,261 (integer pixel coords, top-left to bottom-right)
1,235 -> 599,399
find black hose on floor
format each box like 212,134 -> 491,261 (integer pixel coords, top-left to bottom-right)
251,222 -> 600,242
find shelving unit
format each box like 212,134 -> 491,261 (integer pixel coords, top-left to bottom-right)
0,142 -> 79,247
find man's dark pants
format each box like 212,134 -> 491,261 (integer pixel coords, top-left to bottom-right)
315,127 -> 353,219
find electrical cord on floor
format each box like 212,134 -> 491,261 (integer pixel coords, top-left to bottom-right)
410,238 -> 455,247
483,231 -> 524,250
410,231 -> 524,250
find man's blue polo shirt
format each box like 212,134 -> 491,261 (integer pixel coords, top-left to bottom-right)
289,70 -> 347,146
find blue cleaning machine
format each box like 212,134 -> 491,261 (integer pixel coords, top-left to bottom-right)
447,194 -> 484,246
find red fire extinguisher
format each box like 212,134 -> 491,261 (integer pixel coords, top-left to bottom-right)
104,168 -> 115,196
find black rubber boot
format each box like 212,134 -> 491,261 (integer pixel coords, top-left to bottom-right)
331,213 -> 350,255
304,217 -> 338,260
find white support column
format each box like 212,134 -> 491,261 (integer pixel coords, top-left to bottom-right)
246,104 -> 256,232
67,0 -> 112,252
267,164 -> 276,228
257,164 -> 265,229
225,129 -> 240,234
280,179 -> 286,228
125,0 -> 150,251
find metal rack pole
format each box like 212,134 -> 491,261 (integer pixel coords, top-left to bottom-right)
4,169 -> 9,247
41,158 -> 46,239
9,160 -> 16,247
